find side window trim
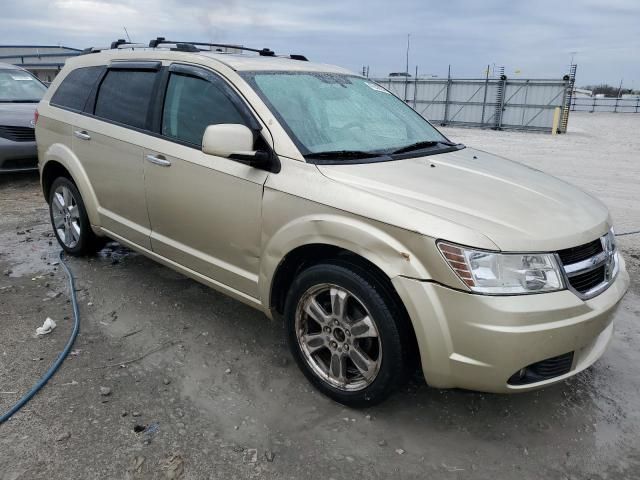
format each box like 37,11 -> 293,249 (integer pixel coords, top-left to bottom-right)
85,63 -> 161,115
148,66 -> 170,135
49,66 -> 106,114
165,63 -> 262,133
90,68 -> 163,131
83,67 -> 108,114
108,61 -> 162,71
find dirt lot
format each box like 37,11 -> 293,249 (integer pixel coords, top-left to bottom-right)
1,112 -> 638,479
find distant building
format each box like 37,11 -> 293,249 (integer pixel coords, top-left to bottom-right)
0,45 -> 82,82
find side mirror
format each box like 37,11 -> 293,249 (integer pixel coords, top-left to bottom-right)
202,123 -> 272,169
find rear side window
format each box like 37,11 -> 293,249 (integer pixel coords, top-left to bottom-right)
162,73 -> 245,146
94,70 -> 158,129
50,66 -> 103,111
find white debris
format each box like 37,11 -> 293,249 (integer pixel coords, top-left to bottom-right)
36,317 -> 57,336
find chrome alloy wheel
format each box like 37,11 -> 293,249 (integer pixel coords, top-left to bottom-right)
51,185 -> 81,249
295,284 -> 382,391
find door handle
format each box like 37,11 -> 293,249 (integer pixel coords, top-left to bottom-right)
145,154 -> 172,167
73,130 -> 91,141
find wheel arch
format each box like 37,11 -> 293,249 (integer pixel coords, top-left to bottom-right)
262,216 -> 429,374
261,215 -> 431,310
40,144 -> 100,226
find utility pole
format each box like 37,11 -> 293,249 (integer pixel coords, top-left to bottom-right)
403,34 -> 411,102
405,34 -> 411,75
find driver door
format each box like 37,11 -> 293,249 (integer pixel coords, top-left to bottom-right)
142,64 -> 270,299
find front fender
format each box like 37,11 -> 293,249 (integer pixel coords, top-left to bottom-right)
258,212 -> 431,307
41,143 -> 100,227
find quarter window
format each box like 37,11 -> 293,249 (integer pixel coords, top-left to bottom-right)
94,70 -> 158,129
50,66 -> 103,111
162,73 -> 246,146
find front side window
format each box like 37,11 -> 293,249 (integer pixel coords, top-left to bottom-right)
50,66 -> 103,111
0,69 -> 47,103
244,72 -> 450,160
94,70 -> 158,129
162,72 -> 245,146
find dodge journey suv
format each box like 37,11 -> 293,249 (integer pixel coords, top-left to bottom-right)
36,39 -> 629,406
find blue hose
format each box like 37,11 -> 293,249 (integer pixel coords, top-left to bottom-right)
0,251 -> 80,425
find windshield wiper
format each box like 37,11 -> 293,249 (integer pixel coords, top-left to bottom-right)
0,99 -> 40,103
304,150 -> 381,160
391,140 -> 459,154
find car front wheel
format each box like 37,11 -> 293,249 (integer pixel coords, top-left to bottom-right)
285,262 -> 409,407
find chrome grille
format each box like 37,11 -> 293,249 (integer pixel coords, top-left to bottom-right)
558,232 -> 618,299
0,125 -> 36,142
557,239 -> 603,264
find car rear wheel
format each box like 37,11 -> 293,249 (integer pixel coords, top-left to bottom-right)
284,262 -> 408,407
49,177 -> 100,256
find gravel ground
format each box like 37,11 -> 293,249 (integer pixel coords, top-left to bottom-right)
0,112 -> 638,479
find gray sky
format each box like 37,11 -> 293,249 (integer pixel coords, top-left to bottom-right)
3,0 -> 639,86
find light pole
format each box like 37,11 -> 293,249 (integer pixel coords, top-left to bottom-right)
405,34 -> 411,76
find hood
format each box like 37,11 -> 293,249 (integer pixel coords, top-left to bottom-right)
316,147 -> 610,252
0,103 -> 38,127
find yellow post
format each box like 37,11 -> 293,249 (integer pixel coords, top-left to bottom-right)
551,107 -> 561,135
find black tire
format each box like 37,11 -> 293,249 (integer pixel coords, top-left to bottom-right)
48,177 -> 101,256
284,262 -> 409,407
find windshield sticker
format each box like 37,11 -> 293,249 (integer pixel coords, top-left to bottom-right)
11,74 -> 34,81
364,82 -> 391,94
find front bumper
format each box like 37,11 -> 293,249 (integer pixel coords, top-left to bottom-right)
0,139 -> 38,173
392,257 -> 630,393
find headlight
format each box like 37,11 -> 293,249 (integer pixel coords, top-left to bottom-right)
438,242 -> 564,294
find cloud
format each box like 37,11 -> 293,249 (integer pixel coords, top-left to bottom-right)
1,0 -> 638,85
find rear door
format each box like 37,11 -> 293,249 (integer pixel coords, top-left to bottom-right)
71,62 -> 162,249
142,63 -> 270,298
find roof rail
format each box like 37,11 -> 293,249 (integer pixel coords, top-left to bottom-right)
147,37 -> 307,60
81,39 -> 147,54
110,38 -> 140,49
149,37 -> 275,56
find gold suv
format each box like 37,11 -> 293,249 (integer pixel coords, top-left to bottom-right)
36,40 -> 629,406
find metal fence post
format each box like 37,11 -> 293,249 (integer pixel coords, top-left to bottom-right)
636,97 -> 639,113
521,80 -> 530,127
442,65 -> 452,126
413,65 -> 418,109
480,65 -> 489,125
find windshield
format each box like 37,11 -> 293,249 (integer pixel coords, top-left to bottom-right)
243,71 -> 450,159
0,69 -> 47,102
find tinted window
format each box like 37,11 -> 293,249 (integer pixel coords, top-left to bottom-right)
94,70 -> 157,129
50,66 -> 102,110
162,73 -> 245,146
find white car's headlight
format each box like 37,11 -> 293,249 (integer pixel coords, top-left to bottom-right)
438,242 -> 564,294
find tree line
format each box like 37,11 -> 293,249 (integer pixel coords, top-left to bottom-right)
580,84 -> 639,97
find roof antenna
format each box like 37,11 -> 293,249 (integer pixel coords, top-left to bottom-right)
123,26 -> 131,42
